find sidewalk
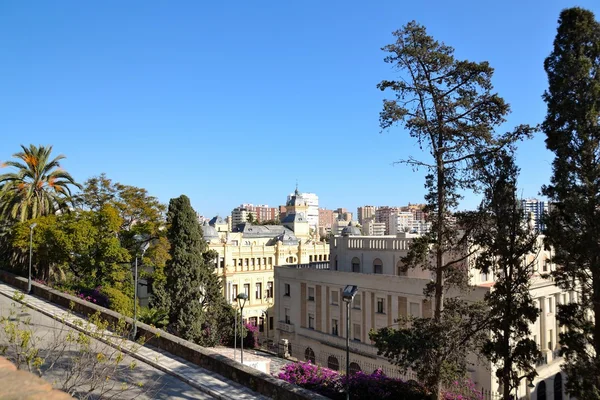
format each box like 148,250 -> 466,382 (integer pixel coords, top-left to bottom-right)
0,283 -> 270,400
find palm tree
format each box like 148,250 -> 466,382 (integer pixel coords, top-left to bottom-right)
0,145 -> 81,222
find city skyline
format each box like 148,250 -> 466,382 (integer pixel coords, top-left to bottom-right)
3,1 -> 599,217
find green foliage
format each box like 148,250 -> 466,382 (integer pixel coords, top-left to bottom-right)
541,7 -> 600,398
138,307 -> 169,329
157,195 -> 234,346
102,286 -> 134,317
0,144 -> 81,223
471,150 -> 541,399
370,299 -> 488,390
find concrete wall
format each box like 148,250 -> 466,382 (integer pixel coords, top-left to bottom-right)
0,269 -> 327,400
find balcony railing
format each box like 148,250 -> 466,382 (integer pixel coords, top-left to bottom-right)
280,262 -> 330,270
297,327 -> 378,358
278,321 -> 295,333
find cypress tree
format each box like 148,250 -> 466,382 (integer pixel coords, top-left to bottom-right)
160,195 -> 233,346
542,7 -> 600,398
473,150 -> 541,399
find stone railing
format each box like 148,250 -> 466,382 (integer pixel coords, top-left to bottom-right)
277,321 -> 295,333
296,327 -> 379,359
0,269 -> 328,400
279,262 -> 329,270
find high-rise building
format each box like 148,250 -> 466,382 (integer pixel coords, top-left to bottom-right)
520,199 -> 549,232
333,208 -> 352,222
241,204 -> 278,223
287,190 -> 319,231
318,208 -> 335,238
357,206 -> 377,225
375,206 -> 402,235
361,217 -> 386,236
231,207 -> 257,226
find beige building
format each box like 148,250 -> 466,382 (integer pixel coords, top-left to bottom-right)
361,217 -> 386,236
202,190 -> 329,340
275,233 -> 570,399
357,206 -> 377,225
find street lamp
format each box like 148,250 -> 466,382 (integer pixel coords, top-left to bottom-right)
27,223 -> 37,294
342,284 -> 359,400
236,292 -> 248,364
132,235 -> 150,339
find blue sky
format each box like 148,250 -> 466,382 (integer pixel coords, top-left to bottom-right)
2,1 -> 598,218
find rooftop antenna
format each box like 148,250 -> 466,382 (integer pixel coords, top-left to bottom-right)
295,179 -> 299,195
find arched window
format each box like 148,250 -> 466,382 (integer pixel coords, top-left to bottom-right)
553,374 -> 563,400
349,362 -> 361,375
397,260 -> 407,276
536,380 -> 547,400
304,347 -> 315,363
327,355 -> 340,371
351,257 -> 360,273
373,258 -> 383,274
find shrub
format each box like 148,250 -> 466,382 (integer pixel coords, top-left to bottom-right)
101,286 -> 134,316
442,378 -> 483,400
276,362 -> 431,400
243,322 -> 259,349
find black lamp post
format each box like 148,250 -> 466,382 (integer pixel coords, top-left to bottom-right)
237,292 -> 248,364
342,285 -> 359,400
132,235 -> 150,339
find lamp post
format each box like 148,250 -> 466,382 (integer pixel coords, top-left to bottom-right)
236,292 -> 248,364
27,223 -> 37,294
233,301 -> 238,361
264,294 -> 273,340
132,235 -> 150,340
342,285 -> 359,400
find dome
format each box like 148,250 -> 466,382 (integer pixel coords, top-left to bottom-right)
201,221 -> 219,240
341,222 -> 361,237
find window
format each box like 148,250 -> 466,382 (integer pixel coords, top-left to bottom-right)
308,313 -> 315,329
259,317 -> 264,332
397,260 -> 407,276
351,257 -> 360,273
308,287 -> 315,301
353,294 -> 362,309
353,323 -> 361,342
243,284 -> 250,297
304,347 -> 315,363
266,281 -> 273,298
349,362 -> 361,375
331,290 -> 339,305
373,258 -> 383,274
284,283 -> 290,296
249,317 -> 258,327
327,355 -> 340,371
548,329 -> 553,350
334,256 -> 338,270
410,302 -> 420,318
269,316 -> 274,330
284,308 -> 291,324
377,298 -> 385,314
255,282 -> 262,300
332,319 -> 339,336
232,284 -> 238,302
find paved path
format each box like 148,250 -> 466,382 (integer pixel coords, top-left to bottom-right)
0,283 -> 270,400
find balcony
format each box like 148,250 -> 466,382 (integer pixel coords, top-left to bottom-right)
278,321 -> 295,333
280,262 -> 330,270
297,327 -> 378,358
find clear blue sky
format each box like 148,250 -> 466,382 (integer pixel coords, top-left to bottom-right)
2,1 -> 598,218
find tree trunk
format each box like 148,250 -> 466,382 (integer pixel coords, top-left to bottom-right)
593,268 -> 600,389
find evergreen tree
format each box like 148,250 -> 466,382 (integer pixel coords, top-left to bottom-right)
371,21 -> 533,396
158,195 -> 233,346
541,7 -> 600,398
472,150 -> 541,399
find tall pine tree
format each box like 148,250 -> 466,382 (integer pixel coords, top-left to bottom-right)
370,21 -> 533,396
542,7 -> 600,398
472,150 -> 541,400
158,195 -> 233,346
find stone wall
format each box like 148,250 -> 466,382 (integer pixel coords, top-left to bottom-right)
0,269 -> 326,400
0,356 -> 73,399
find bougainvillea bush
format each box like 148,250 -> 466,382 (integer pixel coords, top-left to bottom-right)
277,362 -> 430,399
442,378 -> 483,400
277,362 -> 483,400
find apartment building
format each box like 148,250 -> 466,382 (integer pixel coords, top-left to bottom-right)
375,206 -> 402,234
361,217 -> 386,236
520,199 -> 549,232
241,204 -> 279,223
357,206 -> 377,225
275,233 -> 570,399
